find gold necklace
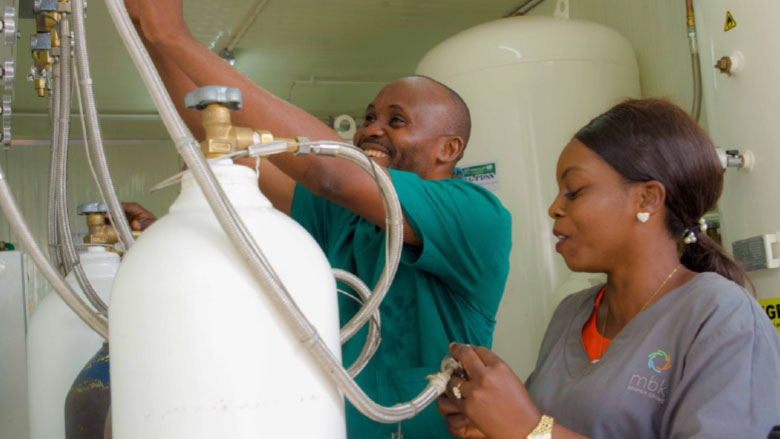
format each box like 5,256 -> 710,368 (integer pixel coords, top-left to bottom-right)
592,263 -> 683,364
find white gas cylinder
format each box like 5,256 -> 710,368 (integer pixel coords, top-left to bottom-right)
109,161 -> 345,438
27,246 -> 119,439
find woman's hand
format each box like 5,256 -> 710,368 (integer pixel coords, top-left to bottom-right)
436,393 -> 488,438
442,343 -> 542,439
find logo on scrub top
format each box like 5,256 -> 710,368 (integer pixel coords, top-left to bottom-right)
647,349 -> 671,374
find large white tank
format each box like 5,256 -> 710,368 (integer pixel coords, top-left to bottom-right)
417,16 -> 640,376
26,246 -> 119,439
693,0 -> 780,303
109,161 -> 345,438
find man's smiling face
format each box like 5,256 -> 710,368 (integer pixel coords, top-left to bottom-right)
353,77 -> 455,179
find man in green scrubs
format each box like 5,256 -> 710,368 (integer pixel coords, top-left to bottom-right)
125,1 -> 512,436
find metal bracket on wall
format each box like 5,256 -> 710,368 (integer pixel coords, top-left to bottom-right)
733,233 -> 780,272
554,0 -> 569,19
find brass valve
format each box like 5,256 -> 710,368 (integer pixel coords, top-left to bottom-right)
199,103 -> 274,157
715,56 -> 732,75
30,31 -> 53,97
33,77 -> 46,97
78,202 -> 141,246
35,13 -> 60,48
31,48 -> 52,70
184,86 -> 294,158
28,0 -> 60,98
34,0 -> 61,49
714,51 -> 744,77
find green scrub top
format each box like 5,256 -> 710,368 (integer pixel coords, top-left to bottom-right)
291,169 -> 512,438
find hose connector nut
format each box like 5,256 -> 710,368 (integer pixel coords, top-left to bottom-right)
312,143 -> 340,157
294,137 -> 311,155
34,0 -> 59,13
30,32 -> 52,51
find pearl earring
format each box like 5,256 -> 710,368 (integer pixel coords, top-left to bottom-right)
636,212 -> 650,223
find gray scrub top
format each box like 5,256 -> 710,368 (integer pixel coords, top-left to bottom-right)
526,272 -> 780,438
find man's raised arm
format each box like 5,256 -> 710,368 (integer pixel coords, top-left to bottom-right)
127,0 -> 422,245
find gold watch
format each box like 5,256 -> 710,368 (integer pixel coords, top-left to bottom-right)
526,414 -> 554,439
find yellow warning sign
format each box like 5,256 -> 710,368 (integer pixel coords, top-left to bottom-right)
724,11 -> 737,32
759,297 -> 780,335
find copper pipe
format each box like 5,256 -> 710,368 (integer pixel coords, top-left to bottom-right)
685,0 -> 695,28
685,0 -> 702,121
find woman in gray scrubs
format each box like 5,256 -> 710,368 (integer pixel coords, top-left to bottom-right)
437,99 -> 780,439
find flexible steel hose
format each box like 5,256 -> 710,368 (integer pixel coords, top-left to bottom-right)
184,143 -> 398,376
689,48 -> 702,121
686,0 -> 702,121
55,16 -> 74,275
236,140 -> 402,371
334,269 -> 381,377
71,0 -> 135,250
318,143 -> 403,344
48,57 -> 65,275
236,140 -> 404,348
0,164 -> 109,339
55,16 -> 109,315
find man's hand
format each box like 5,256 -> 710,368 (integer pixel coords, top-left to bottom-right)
118,202 -> 157,231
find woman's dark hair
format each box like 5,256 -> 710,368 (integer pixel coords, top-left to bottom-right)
574,98 -> 750,288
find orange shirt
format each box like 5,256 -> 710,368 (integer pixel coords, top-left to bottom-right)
582,286 -> 611,362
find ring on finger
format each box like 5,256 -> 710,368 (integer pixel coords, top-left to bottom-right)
453,381 -> 463,400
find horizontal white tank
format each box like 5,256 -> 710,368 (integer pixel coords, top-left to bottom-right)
417,16 -> 640,376
27,247 -> 119,439
109,162 -> 345,438
694,0 -> 780,303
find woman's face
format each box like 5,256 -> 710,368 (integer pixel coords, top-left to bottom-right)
548,139 -> 639,272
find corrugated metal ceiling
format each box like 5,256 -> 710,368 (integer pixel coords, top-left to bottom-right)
12,0 -> 530,137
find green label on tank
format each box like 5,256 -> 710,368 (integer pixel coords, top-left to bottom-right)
456,162 -> 500,192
